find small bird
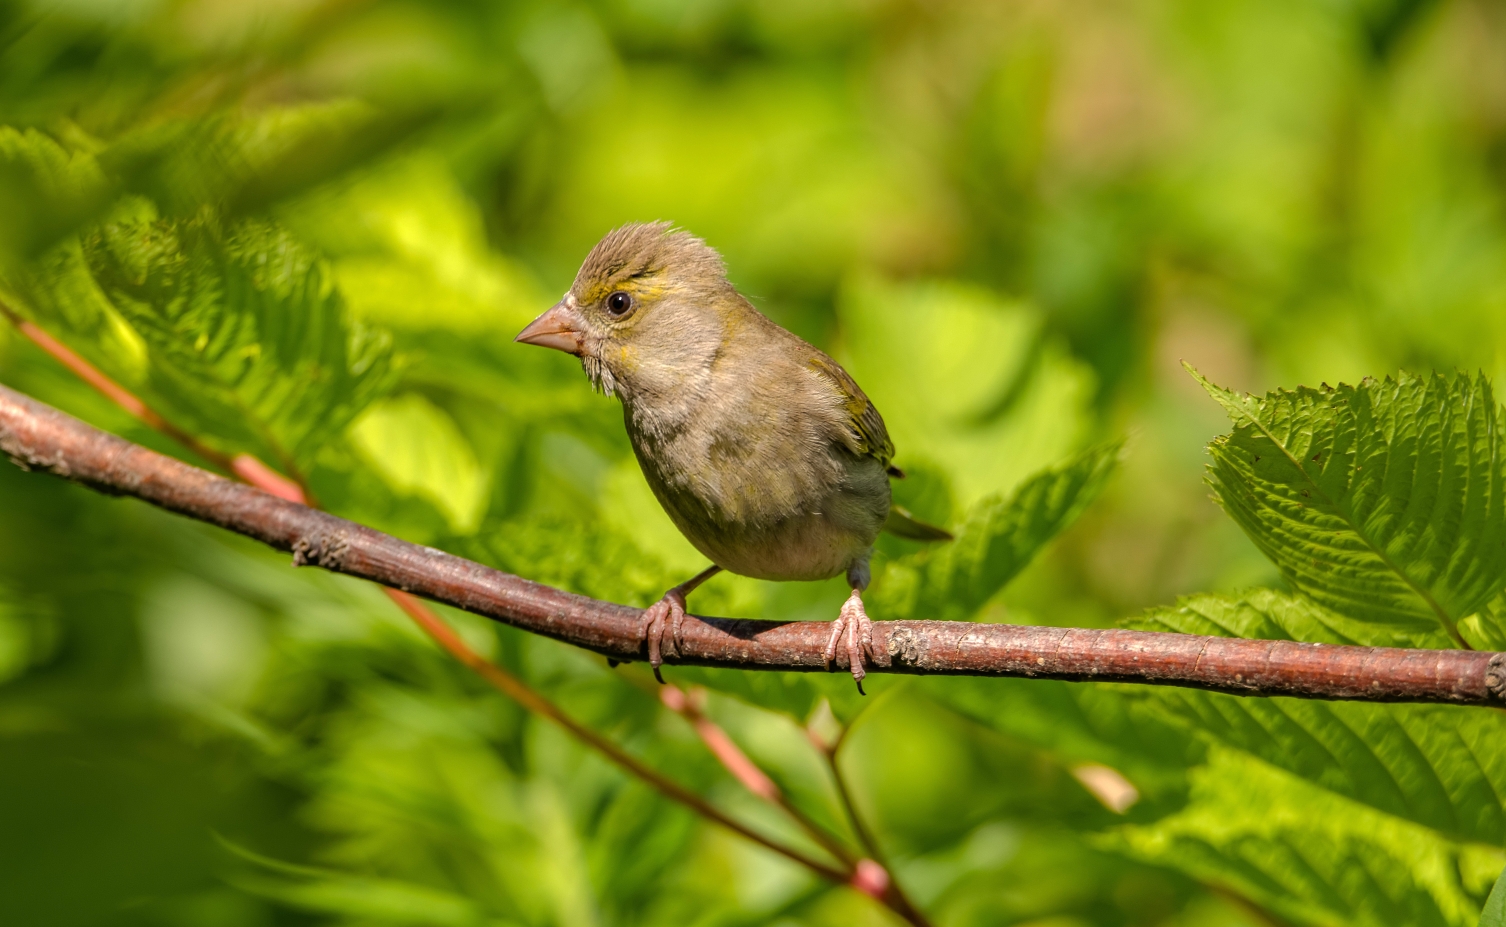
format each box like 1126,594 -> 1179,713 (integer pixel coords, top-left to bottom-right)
516,222 -> 949,691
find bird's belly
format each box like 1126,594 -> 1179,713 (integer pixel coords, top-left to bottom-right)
650,461 -> 891,582
628,409 -> 891,582
687,510 -> 874,582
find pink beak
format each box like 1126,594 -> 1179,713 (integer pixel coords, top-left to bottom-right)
515,298 -> 587,355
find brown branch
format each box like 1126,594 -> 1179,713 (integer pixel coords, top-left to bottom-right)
2,381 -> 1505,706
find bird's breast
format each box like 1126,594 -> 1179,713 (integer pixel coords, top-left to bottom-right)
627,410 -> 890,581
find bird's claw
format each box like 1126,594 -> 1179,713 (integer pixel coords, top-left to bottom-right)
641,589 -> 689,684
824,590 -> 873,694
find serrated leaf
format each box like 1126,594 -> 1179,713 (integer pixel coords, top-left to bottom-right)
1194,368 -> 1506,649
1106,749 -> 1483,927
873,441 -> 1120,621
1146,691 -> 1506,847
1139,584 -> 1506,658
0,126 -> 114,260
1132,590 -> 1506,844
1128,588 -> 1360,645
71,210 -> 397,467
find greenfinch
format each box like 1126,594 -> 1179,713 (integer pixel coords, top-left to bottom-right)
516,222 -> 947,690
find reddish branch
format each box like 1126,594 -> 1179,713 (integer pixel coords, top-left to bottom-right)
0,337 -> 915,915
0,313 -> 885,905
2,383 -> 1503,706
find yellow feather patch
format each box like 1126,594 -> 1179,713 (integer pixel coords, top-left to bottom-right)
805,353 -> 895,466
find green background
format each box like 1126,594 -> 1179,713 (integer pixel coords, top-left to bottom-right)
1,0 -> 1504,925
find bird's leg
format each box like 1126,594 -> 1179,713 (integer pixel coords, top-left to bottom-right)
824,561 -> 874,694
642,564 -> 722,683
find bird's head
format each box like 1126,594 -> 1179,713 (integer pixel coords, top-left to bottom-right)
515,222 -> 735,400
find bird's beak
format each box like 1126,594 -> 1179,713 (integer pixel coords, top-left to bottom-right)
515,297 -> 586,355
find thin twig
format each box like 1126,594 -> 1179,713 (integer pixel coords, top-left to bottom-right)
827,774 -> 932,927
810,728 -> 934,927
385,590 -> 848,882
660,682 -> 934,924
823,749 -> 888,868
660,685 -> 858,868
0,318 -> 856,889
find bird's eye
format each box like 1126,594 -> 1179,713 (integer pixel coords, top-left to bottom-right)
605,291 -> 634,317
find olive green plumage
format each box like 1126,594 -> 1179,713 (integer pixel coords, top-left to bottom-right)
516,222 -> 947,685
547,222 -> 901,583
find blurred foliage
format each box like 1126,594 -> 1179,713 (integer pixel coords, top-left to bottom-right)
1,1 -> 1505,925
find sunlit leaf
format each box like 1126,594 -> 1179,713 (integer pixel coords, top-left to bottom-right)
1129,590 -> 1506,846
1106,749 -> 1484,927
838,277 -> 1097,510
873,441 -> 1121,622
286,154 -> 546,337
1483,864 -> 1506,927
1195,368 -> 1506,649
70,208 -> 397,467
350,393 -> 488,534
1147,691 -> 1506,847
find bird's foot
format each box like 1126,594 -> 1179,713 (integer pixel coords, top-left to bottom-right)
824,590 -> 873,694
641,588 -> 689,684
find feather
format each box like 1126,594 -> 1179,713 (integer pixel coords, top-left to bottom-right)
883,505 -> 953,542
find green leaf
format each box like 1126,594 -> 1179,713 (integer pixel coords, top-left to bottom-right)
1128,588 -> 1362,645
349,394 -> 489,534
71,209 -> 397,468
873,441 -> 1121,622
922,676 -> 1200,806
836,276 -> 1098,511
1483,864 -> 1506,927
1193,367 -> 1506,649
1145,691 -> 1506,847
1105,748 -> 1484,927
0,126 -> 114,260
1132,590 -> 1506,844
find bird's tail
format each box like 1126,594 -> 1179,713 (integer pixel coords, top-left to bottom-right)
883,505 -> 953,542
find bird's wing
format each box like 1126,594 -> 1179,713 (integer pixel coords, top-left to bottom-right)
806,353 -> 896,468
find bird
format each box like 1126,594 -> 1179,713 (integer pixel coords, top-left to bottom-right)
515,222 -> 949,692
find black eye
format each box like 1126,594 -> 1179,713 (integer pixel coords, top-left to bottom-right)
605,291 -> 633,317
